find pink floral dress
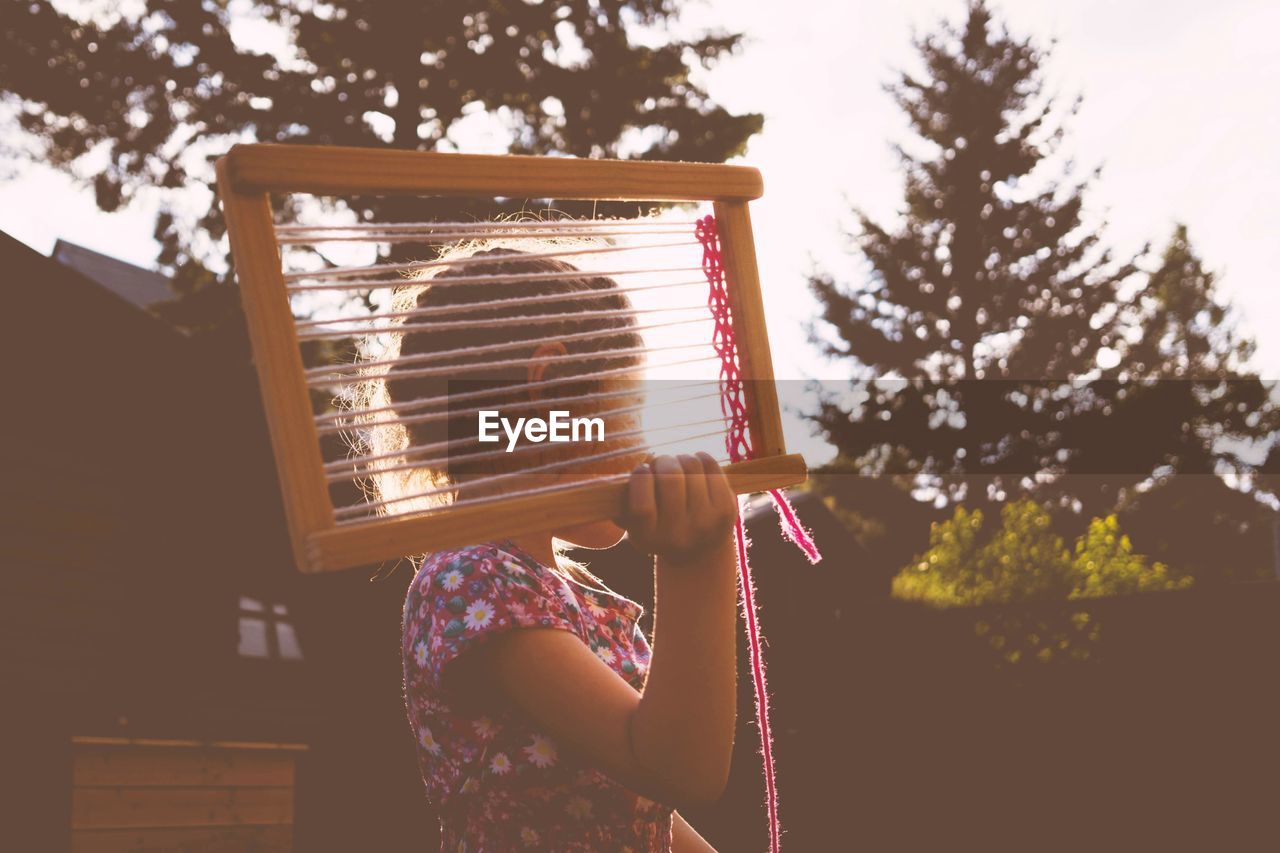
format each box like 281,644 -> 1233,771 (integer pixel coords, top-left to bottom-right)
402,539 -> 674,851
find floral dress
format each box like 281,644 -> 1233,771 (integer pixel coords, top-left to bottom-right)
402,539 -> 674,851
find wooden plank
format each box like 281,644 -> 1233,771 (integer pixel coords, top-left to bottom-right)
73,737 -> 309,752
72,824 -> 291,853
217,158 -> 336,571
74,747 -> 295,788
72,787 -> 293,830
224,143 -> 764,201
713,201 -> 787,459
307,453 -> 808,571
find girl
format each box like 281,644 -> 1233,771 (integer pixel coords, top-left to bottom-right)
365,246 -> 739,850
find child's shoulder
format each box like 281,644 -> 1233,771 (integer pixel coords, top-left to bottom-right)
407,541 -> 586,638
414,540 -> 557,592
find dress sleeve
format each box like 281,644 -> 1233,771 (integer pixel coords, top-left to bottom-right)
404,545 -> 582,693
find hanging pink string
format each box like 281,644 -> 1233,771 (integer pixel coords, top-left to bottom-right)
767,487 -> 822,563
698,214 -> 781,851
696,214 -> 822,853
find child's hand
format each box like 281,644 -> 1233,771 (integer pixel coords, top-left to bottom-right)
620,452 -> 737,565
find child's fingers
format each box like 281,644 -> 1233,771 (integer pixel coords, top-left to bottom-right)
677,453 -> 708,511
620,463 -> 656,537
696,452 -> 736,519
628,462 -> 656,515
695,451 -> 724,482
650,455 -> 686,523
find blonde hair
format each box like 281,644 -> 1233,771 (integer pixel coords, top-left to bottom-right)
346,236 -> 646,583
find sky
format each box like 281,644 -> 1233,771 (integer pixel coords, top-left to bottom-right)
2,0 -> 1278,463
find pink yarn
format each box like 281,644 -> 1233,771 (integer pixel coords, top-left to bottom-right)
696,214 -> 822,852
766,488 -> 822,564
699,214 -> 753,463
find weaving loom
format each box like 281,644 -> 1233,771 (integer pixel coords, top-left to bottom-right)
216,143 -> 819,851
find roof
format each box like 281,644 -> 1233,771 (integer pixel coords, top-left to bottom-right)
1,231 -> 187,369
51,238 -> 173,310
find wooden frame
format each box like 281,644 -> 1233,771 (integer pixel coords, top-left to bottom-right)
71,736 -> 304,849
217,144 -> 806,573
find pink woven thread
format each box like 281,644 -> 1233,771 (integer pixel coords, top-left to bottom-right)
695,215 -> 822,565
699,213 -> 826,853
699,215 -> 753,463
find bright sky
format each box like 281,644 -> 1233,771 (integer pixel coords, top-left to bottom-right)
2,0 -> 1277,463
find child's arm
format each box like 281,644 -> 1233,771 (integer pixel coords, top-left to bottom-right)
625,453 -> 739,803
672,811 -> 719,852
448,452 -> 738,809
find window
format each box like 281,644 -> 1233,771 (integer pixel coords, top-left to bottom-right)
237,596 -> 304,661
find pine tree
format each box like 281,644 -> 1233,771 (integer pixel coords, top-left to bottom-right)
1057,225 -> 1280,575
1125,224 -> 1253,378
808,1 -> 1279,557
1070,224 -> 1280,584
1,1 -> 761,331
1062,225 -> 1271,482
808,1 -> 1135,506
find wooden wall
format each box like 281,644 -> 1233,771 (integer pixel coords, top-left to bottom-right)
70,737 -> 304,853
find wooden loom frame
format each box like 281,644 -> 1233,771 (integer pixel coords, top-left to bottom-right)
216,143 -> 807,573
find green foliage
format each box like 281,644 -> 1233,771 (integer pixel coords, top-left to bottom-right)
891,505 -> 985,604
896,494 -> 1192,666
894,498 -> 1193,667
893,500 -> 1072,606
1070,514 -> 1193,599
895,498 -> 1189,608
971,610 -> 1097,667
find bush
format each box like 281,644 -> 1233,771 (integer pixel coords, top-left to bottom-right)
893,499 -> 1192,666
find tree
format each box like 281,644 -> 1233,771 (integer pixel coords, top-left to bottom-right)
1,0 -> 761,334
1124,224 -> 1253,380
808,1 -> 1135,508
808,3 -> 1279,558
1053,225 -> 1278,511
1052,225 -> 1280,573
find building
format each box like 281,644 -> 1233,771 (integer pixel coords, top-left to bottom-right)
0,231 -> 430,851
